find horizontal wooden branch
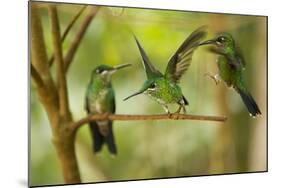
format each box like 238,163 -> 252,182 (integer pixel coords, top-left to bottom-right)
72,113 -> 227,130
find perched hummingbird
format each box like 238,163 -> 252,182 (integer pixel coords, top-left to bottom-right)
124,27 -> 206,114
85,63 -> 131,155
199,33 -> 261,117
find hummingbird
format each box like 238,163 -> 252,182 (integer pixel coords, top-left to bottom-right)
199,33 -> 262,117
85,63 -> 131,155
124,27 -> 206,114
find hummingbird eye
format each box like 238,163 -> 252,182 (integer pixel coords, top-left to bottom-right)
95,69 -> 101,73
96,68 -> 106,74
146,82 -> 157,92
150,83 -> 157,88
217,36 -> 225,43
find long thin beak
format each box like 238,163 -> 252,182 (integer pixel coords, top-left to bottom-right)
123,90 -> 144,101
108,63 -> 131,74
199,39 -> 216,46
114,63 -> 132,70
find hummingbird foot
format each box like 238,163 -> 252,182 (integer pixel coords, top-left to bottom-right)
173,106 -> 182,119
171,105 -> 186,119
204,72 -> 220,85
182,105 -> 187,114
175,105 -> 185,114
162,105 -> 172,118
175,106 -> 182,114
167,112 -> 173,118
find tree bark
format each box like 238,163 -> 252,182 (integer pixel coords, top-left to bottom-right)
31,3 -> 81,183
52,125 -> 80,183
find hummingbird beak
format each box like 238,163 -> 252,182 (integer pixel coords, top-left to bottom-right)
123,89 -> 145,101
108,63 -> 131,74
106,63 -> 131,75
114,63 -> 132,70
199,39 -> 216,46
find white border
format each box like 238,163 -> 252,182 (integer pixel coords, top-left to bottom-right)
1,0 -> 280,188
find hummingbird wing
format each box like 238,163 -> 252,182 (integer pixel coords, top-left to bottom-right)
165,27 -> 206,83
134,35 -> 163,79
85,89 -> 90,113
235,46 -> 246,68
208,44 -> 246,70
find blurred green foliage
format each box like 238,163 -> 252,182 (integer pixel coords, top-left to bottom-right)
31,3 -> 267,186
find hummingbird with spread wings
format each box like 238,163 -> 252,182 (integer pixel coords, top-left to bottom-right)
200,33 -> 261,117
85,64 -> 131,155
124,27 -> 206,114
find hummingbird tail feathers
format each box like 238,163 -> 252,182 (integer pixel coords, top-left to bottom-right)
89,121 -> 117,155
104,121 -> 117,155
89,121 -> 103,153
236,87 -> 262,117
182,95 -> 189,105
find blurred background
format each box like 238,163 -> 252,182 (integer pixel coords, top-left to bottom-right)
30,2 -> 267,186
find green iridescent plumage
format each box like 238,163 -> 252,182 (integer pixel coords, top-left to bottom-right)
124,27 -> 206,113
85,64 -> 131,155
200,33 -> 261,117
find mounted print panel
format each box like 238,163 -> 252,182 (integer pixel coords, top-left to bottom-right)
29,1 -> 267,187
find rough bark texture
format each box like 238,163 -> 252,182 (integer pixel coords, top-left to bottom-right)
31,3 -> 81,183
52,126 -> 80,183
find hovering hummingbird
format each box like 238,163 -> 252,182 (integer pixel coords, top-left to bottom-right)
124,27 -> 206,114
85,63 -> 131,155
199,33 -> 261,117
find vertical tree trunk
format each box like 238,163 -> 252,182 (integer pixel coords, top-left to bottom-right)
31,3 -> 81,183
52,125 -> 81,183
